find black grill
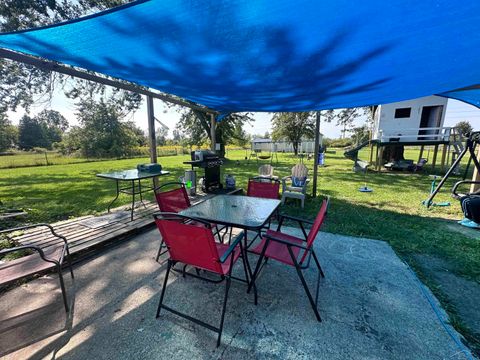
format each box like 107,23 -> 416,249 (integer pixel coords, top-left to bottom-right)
184,151 -> 223,192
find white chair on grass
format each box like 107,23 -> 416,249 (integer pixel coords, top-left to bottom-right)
281,164 -> 310,208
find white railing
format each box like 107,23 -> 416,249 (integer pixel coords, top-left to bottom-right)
376,126 -> 457,143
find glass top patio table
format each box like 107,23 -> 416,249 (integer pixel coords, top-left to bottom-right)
179,195 -> 281,230
96,169 -> 169,181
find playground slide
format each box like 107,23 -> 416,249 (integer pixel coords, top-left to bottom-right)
344,140 -> 371,161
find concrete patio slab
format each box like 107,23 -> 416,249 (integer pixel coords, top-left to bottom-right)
0,227 -> 473,359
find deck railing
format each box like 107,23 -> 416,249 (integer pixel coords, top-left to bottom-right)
376,126 -> 459,143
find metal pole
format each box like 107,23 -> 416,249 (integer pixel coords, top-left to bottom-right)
312,111 -> 321,197
147,96 -> 157,163
147,96 -> 158,187
210,113 -> 216,152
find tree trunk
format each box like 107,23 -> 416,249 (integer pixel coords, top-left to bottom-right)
293,142 -> 298,155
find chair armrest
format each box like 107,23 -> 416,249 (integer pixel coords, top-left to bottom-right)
219,231 -> 244,263
0,245 -> 60,265
0,223 -> 68,246
277,214 -> 311,239
452,180 -> 480,197
281,176 -> 291,192
264,233 -> 309,250
279,214 -> 314,225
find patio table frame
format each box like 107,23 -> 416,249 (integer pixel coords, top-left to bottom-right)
179,194 -> 281,249
97,169 -> 170,220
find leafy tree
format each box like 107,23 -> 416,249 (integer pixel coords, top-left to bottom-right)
350,125 -> 370,145
271,112 -> 315,155
57,126 -> 84,155
155,126 -> 169,146
175,110 -> 253,157
17,110 -> 68,150
0,112 -> 17,151
172,129 -> 186,145
74,99 -> 145,158
455,120 -> 473,137
36,109 -> 69,146
336,108 -> 361,138
230,123 -> 251,148
18,115 -> 48,150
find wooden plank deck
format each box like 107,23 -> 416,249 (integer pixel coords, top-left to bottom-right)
7,192 -> 218,263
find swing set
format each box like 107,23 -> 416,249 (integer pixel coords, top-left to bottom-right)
248,141 -> 278,165
426,132 -> 480,227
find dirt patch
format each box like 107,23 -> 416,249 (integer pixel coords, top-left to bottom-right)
413,254 -> 480,353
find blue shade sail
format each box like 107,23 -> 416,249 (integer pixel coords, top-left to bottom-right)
0,0 -> 480,112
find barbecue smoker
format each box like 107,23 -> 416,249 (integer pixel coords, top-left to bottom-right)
183,150 -> 223,192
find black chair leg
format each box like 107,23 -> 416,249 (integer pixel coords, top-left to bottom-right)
156,260 -> 172,318
58,267 -> 69,313
67,251 -> 75,279
155,240 -> 165,262
311,251 -> 325,278
240,243 -> 257,305
287,246 -> 321,322
247,238 -> 270,294
217,276 -> 231,347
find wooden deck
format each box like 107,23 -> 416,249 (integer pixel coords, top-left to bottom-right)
8,193 -> 218,263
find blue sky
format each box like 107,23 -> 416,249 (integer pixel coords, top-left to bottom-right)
7,92 -> 480,139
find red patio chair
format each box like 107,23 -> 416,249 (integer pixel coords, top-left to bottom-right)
247,177 -> 280,199
248,197 -> 329,321
154,182 -> 224,260
246,177 -> 281,238
155,182 -> 191,213
154,213 -> 257,347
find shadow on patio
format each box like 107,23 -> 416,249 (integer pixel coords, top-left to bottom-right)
0,225 -> 472,359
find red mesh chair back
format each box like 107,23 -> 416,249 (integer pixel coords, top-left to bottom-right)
300,198 -> 329,263
247,178 -> 280,199
155,185 -> 191,213
155,216 -> 223,274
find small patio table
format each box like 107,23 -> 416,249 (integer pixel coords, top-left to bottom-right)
179,194 -> 281,247
96,169 -> 170,220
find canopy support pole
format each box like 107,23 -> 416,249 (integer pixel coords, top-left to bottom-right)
312,111 -> 321,197
147,96 -> 159,188
210,113 -> 216,152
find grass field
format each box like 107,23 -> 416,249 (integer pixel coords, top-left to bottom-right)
0,148 -> 479,351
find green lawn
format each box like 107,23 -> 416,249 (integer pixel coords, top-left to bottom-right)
0,148 -> 479,351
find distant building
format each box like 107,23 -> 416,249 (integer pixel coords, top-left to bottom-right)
251,136 -> 323,153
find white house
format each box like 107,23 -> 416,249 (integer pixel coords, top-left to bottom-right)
251,136 -> 323,153
372,95 -> 450,143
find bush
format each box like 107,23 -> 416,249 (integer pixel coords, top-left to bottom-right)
324,138 -> 353,148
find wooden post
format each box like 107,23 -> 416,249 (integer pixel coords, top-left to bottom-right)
440,144 -> 448,172
431,144 -> 439,171
312,111 -> 321,197
369,142 -> 374,165
418,145 -> 424,162
210,113 -> 216,152
446,145 -> 451,169
147,96 -> 158,187
378,145 -> 384,171
375,144 -> 380,171
471,145 -> 480,193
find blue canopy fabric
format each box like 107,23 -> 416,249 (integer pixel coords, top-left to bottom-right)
0,0 -> 480,112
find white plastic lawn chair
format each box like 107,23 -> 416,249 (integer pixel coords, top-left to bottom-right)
258,164 -> 278,181
281,164 -> 310,208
